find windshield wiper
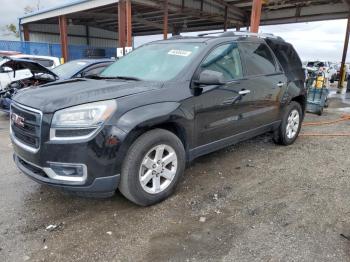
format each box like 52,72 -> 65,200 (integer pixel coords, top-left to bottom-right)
88,75 -> 141,81
114,76 -> 141,81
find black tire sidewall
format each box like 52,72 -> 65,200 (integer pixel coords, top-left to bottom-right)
120,129 -> 185,206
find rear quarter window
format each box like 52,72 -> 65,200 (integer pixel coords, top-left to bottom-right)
265,39 -> 304,81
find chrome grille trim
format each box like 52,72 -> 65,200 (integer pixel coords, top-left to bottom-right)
10,102 -> 43,153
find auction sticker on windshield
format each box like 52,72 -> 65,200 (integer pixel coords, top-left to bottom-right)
168,50 -> 192,57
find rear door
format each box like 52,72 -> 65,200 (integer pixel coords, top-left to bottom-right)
237,41 -> 287,129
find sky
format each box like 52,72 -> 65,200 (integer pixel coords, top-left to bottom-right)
0,0 -> 349,62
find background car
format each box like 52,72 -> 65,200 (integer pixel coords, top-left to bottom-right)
0,58 -> 114,113
0,57 -> 39,91
51,59 -> 114,80
305,61 -> 337,82
334,63 -> 350,81
0,57 -> 58,112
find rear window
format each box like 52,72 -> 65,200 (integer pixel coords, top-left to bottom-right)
239,42 -> 277,76
32,58 -> 54,68
21,57 -> 54,68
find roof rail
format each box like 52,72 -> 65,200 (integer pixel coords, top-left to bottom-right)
226,31 -> 285,41
197,32 -> 225,37
169,35 -> 184,39
197,31 -> 284,41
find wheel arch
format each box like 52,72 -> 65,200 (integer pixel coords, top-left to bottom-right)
291,94 -> 307,116
115,102 -> 193,161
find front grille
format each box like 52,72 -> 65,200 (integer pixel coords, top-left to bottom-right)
11,103 -> 42,150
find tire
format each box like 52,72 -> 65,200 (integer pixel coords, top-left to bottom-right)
318,107 -> 324,116
119,129 -> 186,206
274,101 -> 303,146
324,97 -> 329,108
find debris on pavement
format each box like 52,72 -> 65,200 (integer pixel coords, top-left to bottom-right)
106,231 -> 113,235
199,217 -> 206,223
340,234 -> 350,241
45,223 -> 63,232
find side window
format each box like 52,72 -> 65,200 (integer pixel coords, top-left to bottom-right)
239,42 -> 277,76
82,64 -> 110,77
200,43 -> 243,81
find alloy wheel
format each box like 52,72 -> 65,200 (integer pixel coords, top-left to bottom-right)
139,144 -> 178,194
286,109 -> 300,139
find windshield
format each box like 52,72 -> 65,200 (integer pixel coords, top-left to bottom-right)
101,42 -> 205,81
52,60 -> 89,78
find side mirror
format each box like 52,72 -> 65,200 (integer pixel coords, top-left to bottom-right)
195,70 -> 225,86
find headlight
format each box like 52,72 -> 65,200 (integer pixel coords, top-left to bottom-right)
50,100 -> 117,140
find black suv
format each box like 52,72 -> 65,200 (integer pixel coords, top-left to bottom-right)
10,32 -> 306,206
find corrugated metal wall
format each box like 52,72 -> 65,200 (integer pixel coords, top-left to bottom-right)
28,24 -> 118,48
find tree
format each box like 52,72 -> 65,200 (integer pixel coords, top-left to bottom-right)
1,23 -> 19,38
1,1 -> 41,39
24,0 -> 41,14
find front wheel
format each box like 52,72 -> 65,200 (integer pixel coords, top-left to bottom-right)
119,129 -> 186,206
274,101 -> 303,146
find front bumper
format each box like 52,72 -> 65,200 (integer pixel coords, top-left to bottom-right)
10,102 -> 130,197
14,154 -> 120,197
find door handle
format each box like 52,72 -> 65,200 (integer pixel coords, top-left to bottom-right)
277,82 -> 285,88
238,89 -> 251,96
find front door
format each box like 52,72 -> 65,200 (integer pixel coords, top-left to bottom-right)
194,42 -> 251,147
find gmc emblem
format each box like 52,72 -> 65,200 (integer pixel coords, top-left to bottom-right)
11,113 -> 25,127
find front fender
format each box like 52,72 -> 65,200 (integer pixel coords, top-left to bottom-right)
116,102 -> 185,133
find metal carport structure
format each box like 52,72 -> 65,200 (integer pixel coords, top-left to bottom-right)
19,0 -> 350,89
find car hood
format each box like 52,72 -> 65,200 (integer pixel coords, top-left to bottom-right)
13,78 -> 162,113
0,58 -> 58,79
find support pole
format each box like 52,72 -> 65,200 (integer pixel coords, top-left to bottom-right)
163,0 -> 168,39
23,24 -> 30,42
250,0 -> 262,33
58,15 -> 69,63
224,6 -> 228,32
85,25 -> 90,46
126,0 -> 132,47
118,0 -> 132,53
338,15 -> 350,90
118,0 -> 127,50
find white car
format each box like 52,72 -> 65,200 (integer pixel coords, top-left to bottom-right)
10,54 -> 61,70
0,58 -> 32,91
306,61 -> 337,79
0,57 -> 57,91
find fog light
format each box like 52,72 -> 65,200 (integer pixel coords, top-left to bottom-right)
50,164 -> 84,177
43,162 -> 87,184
